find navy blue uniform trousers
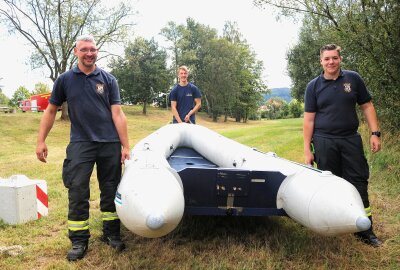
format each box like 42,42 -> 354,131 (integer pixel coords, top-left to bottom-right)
313,135 -> 370,208
62,142 -> 122,244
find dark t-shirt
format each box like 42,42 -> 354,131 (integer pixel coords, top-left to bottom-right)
169,82 -> 202,123
304,70 -> 372,137
50,66 -> 121,142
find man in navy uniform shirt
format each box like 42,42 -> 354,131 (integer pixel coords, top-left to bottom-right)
303,44 -> 382,247
169,65 -> 202,124
36,35 -> 130,260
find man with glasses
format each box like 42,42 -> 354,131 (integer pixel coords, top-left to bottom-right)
36,35 -> 130,260
303,44 -> 382,247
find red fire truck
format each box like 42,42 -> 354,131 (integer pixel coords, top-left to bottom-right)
19,93 -> 51,112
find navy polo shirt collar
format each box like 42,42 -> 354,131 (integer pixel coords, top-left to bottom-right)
72,65 -> 100,76
320,69 -> 344,82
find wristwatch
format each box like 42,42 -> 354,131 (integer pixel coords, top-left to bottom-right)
371,131 -> 381,137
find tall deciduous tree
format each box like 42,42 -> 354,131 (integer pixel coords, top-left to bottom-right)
160,21 -> 184,83
197,37 -> 266,122
9,86 -> 30,107
233,44 -> 266,123
186,19 -> 218,81
110,37 -> 170,115
262,97 -> 289,120
164,18 -> 218,81
161,18 -> 218,113
222,21 -> 266,122
289,98 -> 303,118
223,21 -> 244,44
0,92 -> 9,105
32,82 -> 51,95
197,38 -> 240,122
0,0 -> 134,120
0,86 -> 10,105
0,78 -> 6,104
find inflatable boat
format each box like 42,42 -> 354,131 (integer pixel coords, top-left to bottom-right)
115,124 -> 370,238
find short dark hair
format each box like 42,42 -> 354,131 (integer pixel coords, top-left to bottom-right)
320,44 -> 341,57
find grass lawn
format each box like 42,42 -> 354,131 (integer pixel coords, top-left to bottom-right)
0,106 -> 399,270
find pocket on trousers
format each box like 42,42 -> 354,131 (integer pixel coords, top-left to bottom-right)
62,159 -> 72,188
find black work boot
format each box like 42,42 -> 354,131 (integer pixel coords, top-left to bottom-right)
66,243 -> 88,261
354,230 -> 383,247
101,235 -> 126,252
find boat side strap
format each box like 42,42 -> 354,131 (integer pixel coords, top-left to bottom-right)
227,193 -> 234,208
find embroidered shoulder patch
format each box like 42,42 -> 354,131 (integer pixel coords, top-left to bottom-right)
96,84 -> 105,94
343,83 -> 351,93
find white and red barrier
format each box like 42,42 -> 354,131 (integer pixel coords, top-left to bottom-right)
35,181 -> 49,218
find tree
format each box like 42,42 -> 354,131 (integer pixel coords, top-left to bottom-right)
175,18 -> 218,80
160,21 -> 184,83
0,78 -> 7,105
199,20 -> 263,121
0,92 -> 9,105
289,98 -> 303,118
161,19 -> 219,115
9,86 -> 30,107
0,90 -> 9,105
262,97 -> 289,119
32,82 -> 51,95
196,36 -> 266,123
0,0 -> 134,120
233,46 -> 266,123
286,21 -> 323,101
110,37 -> 171,114
197,38 -> 240,122
221,21 -> 267,122
223,21 -> 245,44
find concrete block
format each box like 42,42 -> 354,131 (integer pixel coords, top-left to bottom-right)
0,175 -> 48,224
0,178 -> 37,225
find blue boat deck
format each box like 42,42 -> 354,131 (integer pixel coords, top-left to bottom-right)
167,147 -> 287,217
168,147 -> 218,171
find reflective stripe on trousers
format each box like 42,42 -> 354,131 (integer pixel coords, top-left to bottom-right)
68,220 -> 89,231
102,211 -> 119,221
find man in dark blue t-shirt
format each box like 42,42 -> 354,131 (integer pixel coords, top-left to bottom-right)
169,65 -> 201,124
36,35 -> 130,261
304,44 -> 382,247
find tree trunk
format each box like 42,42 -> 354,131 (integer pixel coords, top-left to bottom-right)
212,111 -> 218,122
143,102 -> 147,115
235,113 -> 241,122
60,102 -> 69,121
203,94 -> 211,114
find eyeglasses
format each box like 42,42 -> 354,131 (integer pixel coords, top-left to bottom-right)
78,48 -> 98,53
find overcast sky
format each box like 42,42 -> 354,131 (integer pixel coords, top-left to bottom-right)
0,0 -> 300,98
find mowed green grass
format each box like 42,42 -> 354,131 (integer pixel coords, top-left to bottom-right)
0,106 -> 399,270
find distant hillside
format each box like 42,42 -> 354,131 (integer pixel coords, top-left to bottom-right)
264,87 -> 291,103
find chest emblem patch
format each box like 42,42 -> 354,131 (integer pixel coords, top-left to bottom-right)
343,83 -> 352,93
96,84 -> 105,94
